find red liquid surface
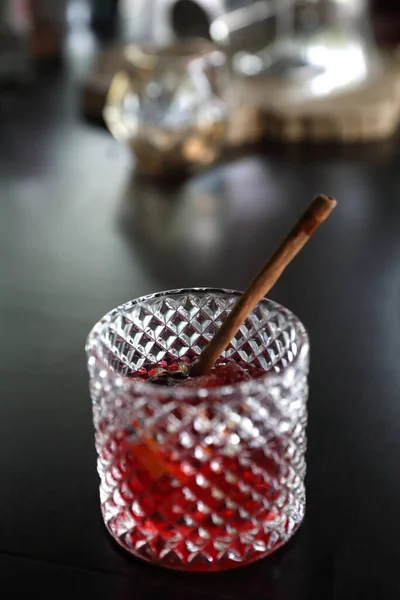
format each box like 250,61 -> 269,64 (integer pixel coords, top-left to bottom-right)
98,359 -> 301,571
130,356 -> 264,387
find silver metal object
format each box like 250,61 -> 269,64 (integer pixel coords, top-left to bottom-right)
135,0 -> 380,100
210,0 -> 275,51
229,0 -> 381,101
150,0 -> 253,44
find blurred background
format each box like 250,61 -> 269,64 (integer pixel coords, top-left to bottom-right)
1,1 -> 400,145
1,1 -> 399,91
2,0 -> 400,283
2,0 -> 400,297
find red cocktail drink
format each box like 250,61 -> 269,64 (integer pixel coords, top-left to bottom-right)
87,289 -> 309,571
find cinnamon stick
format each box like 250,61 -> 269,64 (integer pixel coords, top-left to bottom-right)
190,194 -> 336,377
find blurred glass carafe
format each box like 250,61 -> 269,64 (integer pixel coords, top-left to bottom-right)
211,0 -> 380,99
104,39 -> 230,177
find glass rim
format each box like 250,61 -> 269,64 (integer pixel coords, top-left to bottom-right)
85,287 -> 310,399
123,38 -> 225,69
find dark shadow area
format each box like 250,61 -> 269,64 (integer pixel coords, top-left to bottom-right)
171,0 -> 212,40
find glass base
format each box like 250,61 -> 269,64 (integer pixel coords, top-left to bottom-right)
103,506 -> 305,572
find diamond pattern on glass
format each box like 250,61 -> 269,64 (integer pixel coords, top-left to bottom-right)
86,289 -> 309,571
